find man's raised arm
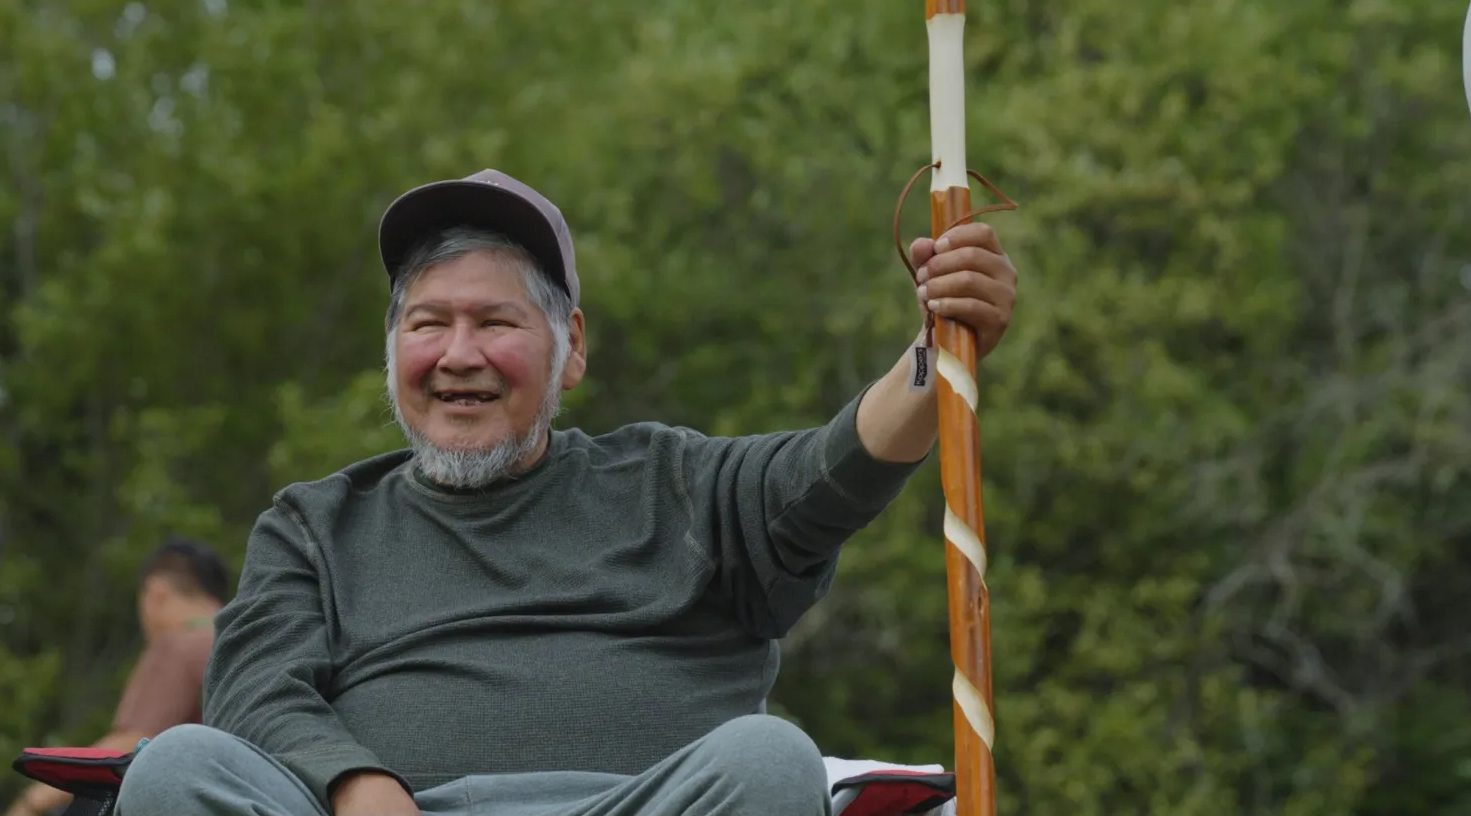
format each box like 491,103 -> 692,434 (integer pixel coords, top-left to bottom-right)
682,222 -> 1017,638
203,503 -> 412,811
678,388 -> 928,641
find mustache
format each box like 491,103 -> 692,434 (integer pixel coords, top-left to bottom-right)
423,375 -> 506,395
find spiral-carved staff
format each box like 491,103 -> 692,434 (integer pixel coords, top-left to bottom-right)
893,2 -> 1017,815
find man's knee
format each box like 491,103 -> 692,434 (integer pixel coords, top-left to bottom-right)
117,724 -> 238,813
698,715 -> 828,813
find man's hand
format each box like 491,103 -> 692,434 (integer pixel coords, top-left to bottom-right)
910,221 -> 1018,359
331,771 -> 421,816
854,221 -> 1019,464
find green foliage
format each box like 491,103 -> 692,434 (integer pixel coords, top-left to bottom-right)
2,1 -> 1467,813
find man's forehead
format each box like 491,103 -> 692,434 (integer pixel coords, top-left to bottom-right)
404,297 -> 530,315
407,252 -> 529,295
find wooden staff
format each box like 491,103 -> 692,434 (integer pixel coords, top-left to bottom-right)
893,3 -> 1017,814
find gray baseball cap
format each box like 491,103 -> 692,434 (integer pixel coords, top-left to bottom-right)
377,169 -> 579,307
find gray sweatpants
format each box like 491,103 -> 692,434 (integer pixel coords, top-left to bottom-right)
115,714 -> 831,816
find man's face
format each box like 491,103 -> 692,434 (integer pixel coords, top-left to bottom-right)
390,250 -> 577,470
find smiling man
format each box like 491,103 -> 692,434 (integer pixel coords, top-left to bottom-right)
115,169 -> 1019,816
384,227 -> 579,489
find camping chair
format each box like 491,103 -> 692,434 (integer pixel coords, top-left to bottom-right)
14,744 -> 957,816
11,747 -> 130,816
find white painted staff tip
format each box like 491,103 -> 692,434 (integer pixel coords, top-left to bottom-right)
926,12 -> 968,191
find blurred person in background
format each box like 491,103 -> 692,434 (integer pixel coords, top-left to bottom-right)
4,537 -> 230,816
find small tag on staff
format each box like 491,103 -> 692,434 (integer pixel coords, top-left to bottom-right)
908,336 -> 933,393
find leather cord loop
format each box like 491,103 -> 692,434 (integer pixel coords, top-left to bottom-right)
892,162 -> 1018,348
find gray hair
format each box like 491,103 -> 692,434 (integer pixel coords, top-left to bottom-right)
383,226 -> 574,487
384,226 -> 573,349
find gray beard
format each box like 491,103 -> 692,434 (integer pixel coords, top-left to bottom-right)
391,384 -> 563,490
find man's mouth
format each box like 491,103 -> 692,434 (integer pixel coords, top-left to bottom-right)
433,391 -> 499,406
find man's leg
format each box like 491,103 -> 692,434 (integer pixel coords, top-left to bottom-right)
454,714 -> 830,816
116,724 -> 328,816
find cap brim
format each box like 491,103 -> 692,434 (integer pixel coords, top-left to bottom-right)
377,180 -> 567,295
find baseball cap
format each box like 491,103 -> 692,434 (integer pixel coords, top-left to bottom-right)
377,169 -> 579,307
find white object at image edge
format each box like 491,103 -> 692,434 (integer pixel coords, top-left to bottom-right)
1464,0 -> 1471,116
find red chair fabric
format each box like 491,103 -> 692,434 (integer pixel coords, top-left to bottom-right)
12,747 -> 132,816
831,768 -> 955,816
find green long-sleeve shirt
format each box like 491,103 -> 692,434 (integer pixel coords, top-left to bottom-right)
201,389 -> 922,807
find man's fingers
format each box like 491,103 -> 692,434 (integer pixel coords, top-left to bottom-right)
918,246 -> 1014,285
909,237 -> 936,271
917,270 -> 1015,311
936,221 -> 1004,255
925,297 -> 1010,337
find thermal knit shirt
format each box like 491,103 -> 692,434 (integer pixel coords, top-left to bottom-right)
201,388 -> 924,807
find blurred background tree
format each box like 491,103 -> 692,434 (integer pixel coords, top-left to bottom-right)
2,1 -> 1468,814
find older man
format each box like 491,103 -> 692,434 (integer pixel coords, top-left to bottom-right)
115,169 -> 1018,816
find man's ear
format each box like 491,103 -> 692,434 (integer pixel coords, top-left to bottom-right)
561,308 -> 587,390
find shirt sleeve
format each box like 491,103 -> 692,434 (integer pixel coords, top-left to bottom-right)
201,500 -> 412,808
678,384 -> 926,639
112,634 -> 201,735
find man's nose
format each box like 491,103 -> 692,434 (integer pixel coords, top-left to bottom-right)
437,323 -> 487,373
